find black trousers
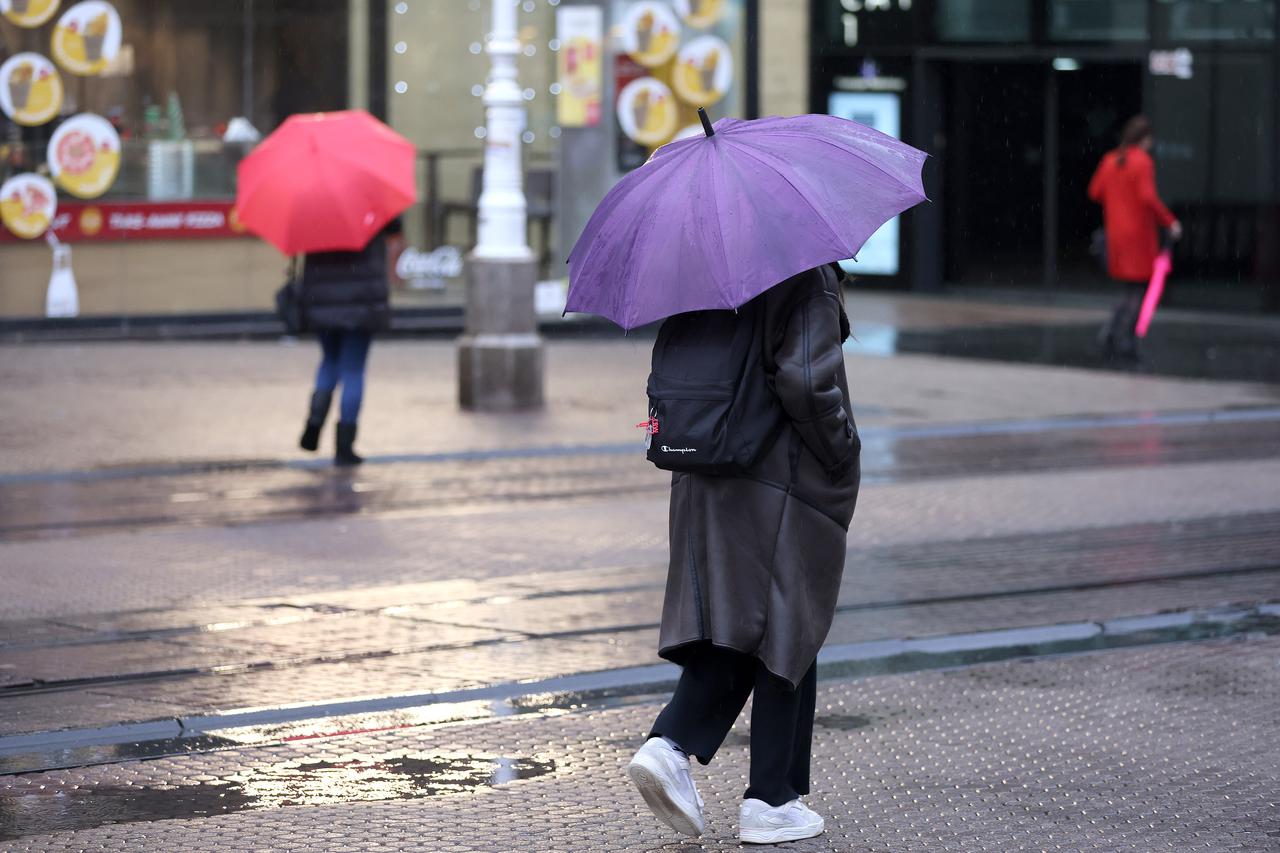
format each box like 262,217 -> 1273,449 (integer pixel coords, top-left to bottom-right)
1104,282 -> 1146,359
650,644 -> 817,807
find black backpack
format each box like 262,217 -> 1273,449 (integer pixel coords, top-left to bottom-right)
640,300 -> 786,475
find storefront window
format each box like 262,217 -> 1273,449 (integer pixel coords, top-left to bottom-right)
1155,0 -> 1276,42
385,1 -> 558,307
1049,0 -> 1148,41
935,0 -> 1031,42
1,0 -> 347,202
608,0 -> 748,172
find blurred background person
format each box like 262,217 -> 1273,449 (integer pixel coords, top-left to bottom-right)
1088,115 -> 1181,366
297,218 -> 401,466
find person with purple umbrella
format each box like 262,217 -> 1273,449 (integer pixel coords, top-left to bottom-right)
566,110 -> 927,844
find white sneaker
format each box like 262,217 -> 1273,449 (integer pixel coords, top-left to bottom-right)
627,738 -> 705,837
739,798 -> 825,844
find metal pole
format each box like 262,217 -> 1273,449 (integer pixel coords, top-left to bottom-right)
1043,64 -> 1059,296
475,0 -> 532,260
458,0 -> 545,411
242,0 -> 254,120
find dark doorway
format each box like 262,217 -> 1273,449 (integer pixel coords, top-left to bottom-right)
1056,62 -> 1144,287
942,62 -> 1046,287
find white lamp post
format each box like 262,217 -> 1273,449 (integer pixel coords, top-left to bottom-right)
458,0 -> 545,410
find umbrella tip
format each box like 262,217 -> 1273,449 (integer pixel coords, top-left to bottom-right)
698,108 -> 714,138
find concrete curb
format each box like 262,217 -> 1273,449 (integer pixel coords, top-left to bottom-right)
2,602 -> 1276,770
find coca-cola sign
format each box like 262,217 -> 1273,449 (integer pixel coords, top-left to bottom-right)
394,245 -> 464,290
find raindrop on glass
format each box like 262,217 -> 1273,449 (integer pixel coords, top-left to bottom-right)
548,126 -> 562,139
523,1 -> 536,12
471,84 -> 485,97
523,44 -> 537,57
548,38 -> 561,51
394,2 -> 408,13
522,131 -> 536,144
394,81 -> 408,94
549,82 -> 562,95
522,88 -> 536,101
475,127 -> 488,140
394,41 -> 408,55
470,42 -> 483,55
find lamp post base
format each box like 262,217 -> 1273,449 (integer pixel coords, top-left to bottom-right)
457,255 -> 544,411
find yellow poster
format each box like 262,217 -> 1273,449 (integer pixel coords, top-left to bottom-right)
617,77 -> 678,147
673,0 -> 724,29
556,6 -> 603,128
0,0 -> 61,28
0,53 -> 64,126
48,112 -> 121,199
620,1 -> 680,68
0,173 -> 58,239
51,1 -> 121,77
671,35 -> 734,108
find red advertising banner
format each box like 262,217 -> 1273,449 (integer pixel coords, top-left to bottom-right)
0,200 -> 252,244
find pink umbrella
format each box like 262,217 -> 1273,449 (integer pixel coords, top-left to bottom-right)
1135,248 -> 1173,338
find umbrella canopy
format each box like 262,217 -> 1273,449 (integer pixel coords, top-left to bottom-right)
566,113 -> 927,329
236,110 -> 416,255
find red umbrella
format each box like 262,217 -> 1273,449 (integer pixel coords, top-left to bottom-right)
236,110 -> 417,255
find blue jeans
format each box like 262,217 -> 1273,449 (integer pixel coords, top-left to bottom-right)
314,331 -> 372,423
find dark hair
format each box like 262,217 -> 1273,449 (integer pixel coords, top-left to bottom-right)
1117,115 -> 1152,166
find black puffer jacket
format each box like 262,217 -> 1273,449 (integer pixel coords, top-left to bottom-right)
299,233 -> 392,333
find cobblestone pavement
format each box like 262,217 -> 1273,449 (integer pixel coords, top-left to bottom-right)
2,637 -> 1278,851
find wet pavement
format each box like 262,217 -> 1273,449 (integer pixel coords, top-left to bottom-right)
1,311 -> 1278,848
887,317 -> 1280,383
2,637 -> 1278,850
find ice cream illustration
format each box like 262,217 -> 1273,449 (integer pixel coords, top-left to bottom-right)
82,12 -> 108,61
699,48 -> 720,93
672,36 -> 733,108
0,173 -> 58,239
636,9 -> 654,53
53,3 -> 121,75
47,112 -> 121,198
633,89 -> 651,131
8,62 -> 33,110
618,78 -> 677,146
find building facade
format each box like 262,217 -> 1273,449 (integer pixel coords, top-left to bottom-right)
811,0 -> 1279,312
1,0 -> 764,321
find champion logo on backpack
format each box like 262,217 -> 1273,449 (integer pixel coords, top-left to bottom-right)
661,446 -> 697,454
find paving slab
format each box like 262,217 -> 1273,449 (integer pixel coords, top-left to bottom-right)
2,637 -> 1276,850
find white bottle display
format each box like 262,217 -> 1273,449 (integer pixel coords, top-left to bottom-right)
45,239 -> 79,318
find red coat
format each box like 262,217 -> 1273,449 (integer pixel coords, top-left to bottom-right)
1088,147 -> 1177,283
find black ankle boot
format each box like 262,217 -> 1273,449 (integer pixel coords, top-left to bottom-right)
335,421 -> 363,466
299,391 -> 333,452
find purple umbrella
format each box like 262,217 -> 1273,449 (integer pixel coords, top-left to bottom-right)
566,112 -> 928,330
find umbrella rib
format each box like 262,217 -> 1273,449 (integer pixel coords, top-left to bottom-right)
702,147 -> 738,310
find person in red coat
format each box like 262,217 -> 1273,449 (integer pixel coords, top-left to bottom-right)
1088,115 -> 1181,363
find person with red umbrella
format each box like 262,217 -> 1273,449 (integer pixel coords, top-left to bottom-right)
236,111 -> 417,465
1088,115 -> 1182,366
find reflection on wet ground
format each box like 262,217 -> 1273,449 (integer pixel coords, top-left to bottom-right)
883,321 -> 1280,383
2,408 -> 1277,540
0,751 -> 554,840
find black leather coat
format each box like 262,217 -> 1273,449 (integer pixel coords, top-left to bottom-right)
299,234 -> 391,333
657,265 -> 861,687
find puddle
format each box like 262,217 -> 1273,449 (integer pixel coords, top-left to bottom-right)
890,322 -> 1280,383
0,751 -> 554,841
815,712 -> 874,731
